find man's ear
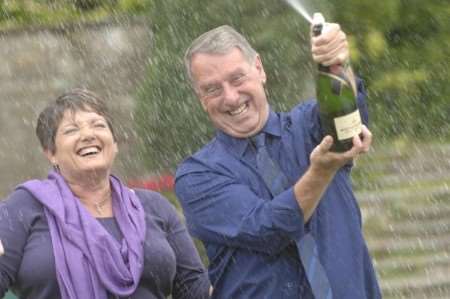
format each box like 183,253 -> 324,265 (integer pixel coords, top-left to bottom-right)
195,88 -> 208,111
254,54 -> 267,84
199,97 -> 208,112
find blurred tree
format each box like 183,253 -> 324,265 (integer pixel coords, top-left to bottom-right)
134,0 -> 327,171
1,0 -> 446,170
72,0 -> 117,10
332,0 -> 450,141
135,0 -> 449,172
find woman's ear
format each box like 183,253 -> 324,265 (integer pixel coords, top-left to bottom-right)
44,149 -> 56,166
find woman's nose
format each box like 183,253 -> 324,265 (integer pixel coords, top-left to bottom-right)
79,126 -> 95,141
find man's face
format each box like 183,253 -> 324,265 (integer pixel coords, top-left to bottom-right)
190,47 -> 269,138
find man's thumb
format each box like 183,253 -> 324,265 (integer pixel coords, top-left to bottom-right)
320,135 -> 334,153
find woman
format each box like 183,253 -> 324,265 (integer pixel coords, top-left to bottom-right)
0,89 -> 210,299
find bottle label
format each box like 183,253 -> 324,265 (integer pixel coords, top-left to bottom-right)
334,110 -> 362,140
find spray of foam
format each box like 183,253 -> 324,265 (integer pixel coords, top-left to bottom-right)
283,0 -> 313,24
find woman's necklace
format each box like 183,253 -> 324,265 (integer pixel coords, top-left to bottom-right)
80,190 -> 111,216
93,196 -> 110,215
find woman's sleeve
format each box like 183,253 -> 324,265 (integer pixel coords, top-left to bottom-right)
0,189 -> 35,297
163,197 -> 211,299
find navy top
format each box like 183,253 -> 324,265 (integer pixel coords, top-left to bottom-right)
0,188 -> 210,299
175,81 -> 382,298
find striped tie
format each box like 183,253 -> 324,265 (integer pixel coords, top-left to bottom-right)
251,132 -> 333,299
251,133 -> 288,197
298,234 -> 333,299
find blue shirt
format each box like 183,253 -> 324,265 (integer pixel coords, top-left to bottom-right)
175,81 -> 381,298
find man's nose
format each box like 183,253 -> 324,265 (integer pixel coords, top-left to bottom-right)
222,83 -> 240,105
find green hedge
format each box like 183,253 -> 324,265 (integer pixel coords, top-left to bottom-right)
2,0 -> 448,170
135,0 -> 450,171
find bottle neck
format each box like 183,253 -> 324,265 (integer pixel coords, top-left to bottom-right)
312,23 -> 330,73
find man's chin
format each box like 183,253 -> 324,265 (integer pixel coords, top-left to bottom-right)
215,117 -> 265,138
224,127 -> 261,139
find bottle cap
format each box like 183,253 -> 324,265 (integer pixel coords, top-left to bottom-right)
312,13 -> 326,36
312,13 -> 325,26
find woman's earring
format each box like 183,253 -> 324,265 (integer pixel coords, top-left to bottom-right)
52,162 -> 60,172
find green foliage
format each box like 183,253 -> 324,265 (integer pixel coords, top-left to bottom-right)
135,0 -> 318,171
333,0 -> 450,141
135,0 -> 449,171
0,0 -> 150,29
118,0 -> 151,13
1,0 -> 447,171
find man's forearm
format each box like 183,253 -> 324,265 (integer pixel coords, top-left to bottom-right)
293,166 -> 335,222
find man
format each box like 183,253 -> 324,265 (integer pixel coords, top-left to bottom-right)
175,17 -> 381,298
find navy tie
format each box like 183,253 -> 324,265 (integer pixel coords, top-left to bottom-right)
251,132 -> 289,197
251,132 -> 333,299
298,235 -> 333,299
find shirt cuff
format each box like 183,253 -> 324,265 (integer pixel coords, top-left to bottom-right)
270,187 -> 305,241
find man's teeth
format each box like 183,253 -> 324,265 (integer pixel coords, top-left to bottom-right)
78,146 -> 100,156
229,103 -> 248,116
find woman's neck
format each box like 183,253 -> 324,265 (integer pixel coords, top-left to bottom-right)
64,171 -> 113,217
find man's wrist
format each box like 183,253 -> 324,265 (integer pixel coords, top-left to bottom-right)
308,164 -> 336,182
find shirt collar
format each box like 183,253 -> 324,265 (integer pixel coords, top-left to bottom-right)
216,109 -> 281,157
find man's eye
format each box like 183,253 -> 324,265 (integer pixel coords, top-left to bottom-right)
231,74 -> 245,85
95,123 -> 107,128
205,86 -> 222,97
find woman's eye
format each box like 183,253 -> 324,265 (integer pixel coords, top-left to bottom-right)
95,123 -> 107,128
63,128 -> 77,135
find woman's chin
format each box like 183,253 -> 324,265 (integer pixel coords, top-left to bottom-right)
68,166 -> 111,180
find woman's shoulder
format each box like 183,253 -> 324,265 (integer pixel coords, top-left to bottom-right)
1,187 -> 44,213
132,188 -> 179,220
0,188 -> 45,232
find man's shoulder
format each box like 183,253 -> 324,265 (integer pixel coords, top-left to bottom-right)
287,98 -> 317,117
177,137 -> 226,172
269,99 -> 318,130
194,136 -> 226,157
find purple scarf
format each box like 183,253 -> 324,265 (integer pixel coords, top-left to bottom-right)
19,171 -> 146,299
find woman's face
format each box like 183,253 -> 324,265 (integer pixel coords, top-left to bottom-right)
45,109 -> 118,181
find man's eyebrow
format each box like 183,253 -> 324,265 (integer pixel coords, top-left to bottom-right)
199,81 -> 220,90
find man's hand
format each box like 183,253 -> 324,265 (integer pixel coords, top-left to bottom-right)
310,125 -> 373,175
293,125 -> 372,220
311,13 -> 349,67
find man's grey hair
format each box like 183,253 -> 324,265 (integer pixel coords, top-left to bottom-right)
184,25 -> 258,87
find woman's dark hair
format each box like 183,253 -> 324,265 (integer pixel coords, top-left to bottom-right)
36,88 -> 116,153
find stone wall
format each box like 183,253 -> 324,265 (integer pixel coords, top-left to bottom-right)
0,17 -> 152,197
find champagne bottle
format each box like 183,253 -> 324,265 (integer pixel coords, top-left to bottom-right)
312,14 -> 362,152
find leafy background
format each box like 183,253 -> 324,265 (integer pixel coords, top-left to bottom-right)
1,0 -> 447,171
0,1 -> 448,298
